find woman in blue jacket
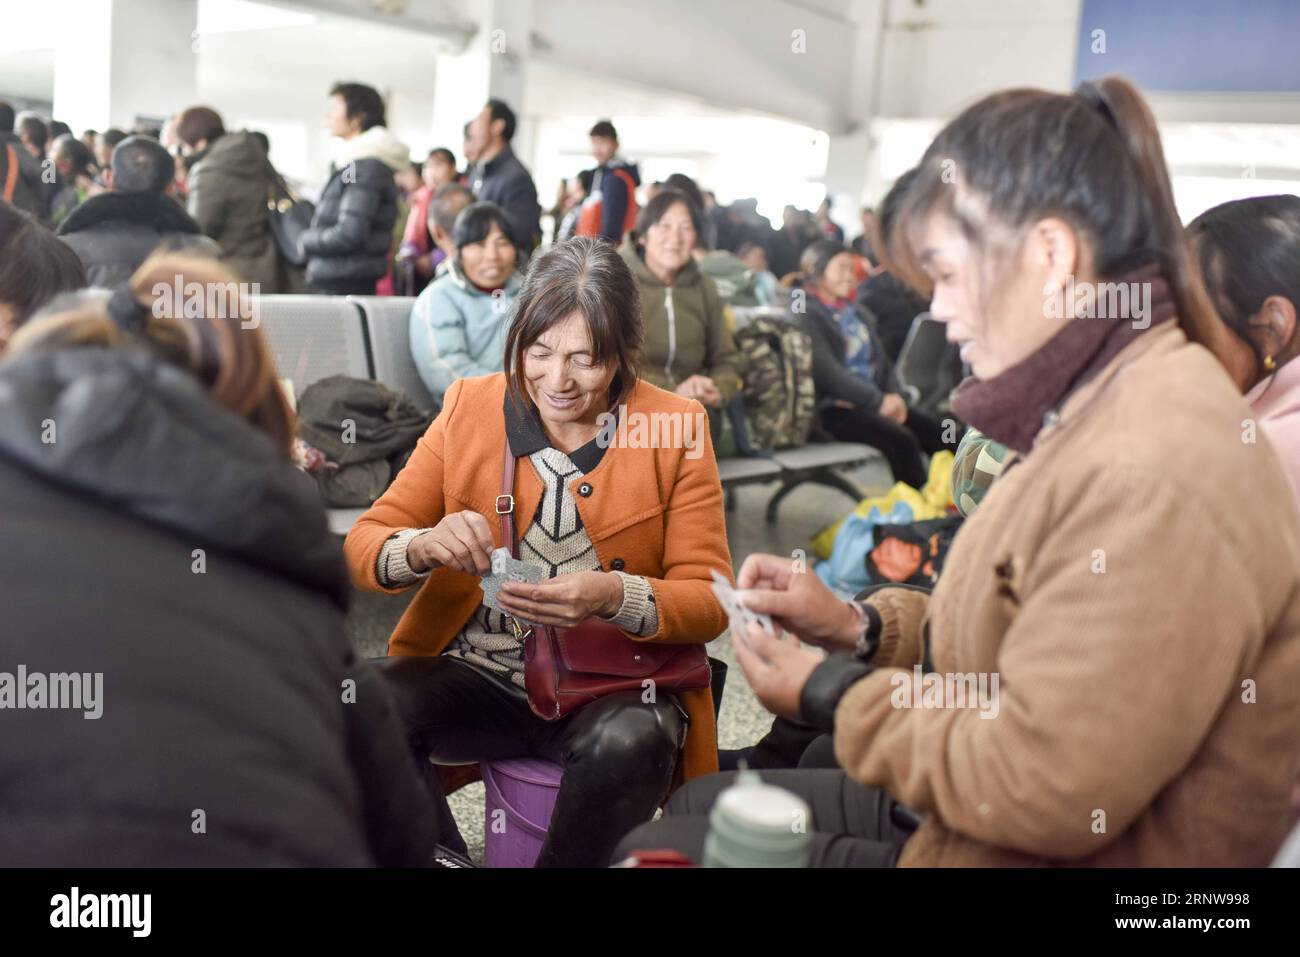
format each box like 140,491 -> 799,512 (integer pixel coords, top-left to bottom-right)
409,202 -> 522,402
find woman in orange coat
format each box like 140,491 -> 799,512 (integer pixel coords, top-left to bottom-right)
345,237 -> 730,867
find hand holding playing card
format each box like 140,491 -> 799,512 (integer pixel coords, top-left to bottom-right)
479,548 -> 545,626
715,565 -> 825,720
407,510 -> 495,576
731,621 -> 824,720
496,571 -> 624,628
734,553 -> 863,652
709,570 -> 776,648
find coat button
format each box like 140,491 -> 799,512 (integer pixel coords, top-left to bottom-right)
578,482 -> 593,497
611,558 -> 625,571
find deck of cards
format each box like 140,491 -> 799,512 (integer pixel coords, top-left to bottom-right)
710,569 -> 776,647
480,547 -> 545,628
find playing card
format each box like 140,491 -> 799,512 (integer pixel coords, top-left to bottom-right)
499,554 -> 545,585
479,573 -> 505,609
709,570 -> 775,646
480,548 -> 544,628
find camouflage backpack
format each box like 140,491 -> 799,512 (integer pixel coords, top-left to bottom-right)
952,427 -> 1008,517
735,315 -> 816,450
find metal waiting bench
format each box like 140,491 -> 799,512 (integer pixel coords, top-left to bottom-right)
719,400 -> 876,522
254,295 -> 877,534
349,296 -> 438,416
255,294 -> 371,399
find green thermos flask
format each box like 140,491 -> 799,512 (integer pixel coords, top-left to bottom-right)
703,768 -> 812,867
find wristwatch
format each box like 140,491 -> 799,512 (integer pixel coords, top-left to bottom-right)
797,601 -> 883,732
846,599 -> 882,662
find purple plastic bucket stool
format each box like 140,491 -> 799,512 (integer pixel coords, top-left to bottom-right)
481,757 -> 564,868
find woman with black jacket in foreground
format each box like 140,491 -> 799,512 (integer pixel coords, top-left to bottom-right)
0,252 -> 456,866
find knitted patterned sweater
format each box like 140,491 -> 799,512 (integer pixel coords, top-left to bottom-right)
376,445 -> 658,686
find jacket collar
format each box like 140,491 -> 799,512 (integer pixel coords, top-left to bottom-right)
598,157 -> 641,182
56,191 -> 202,238
478,145 -> 516,177
800,289 -> 841,327
620,242 -> 702,289
1029,320 -> 1187,459
503,390 -> 611,474
813,289 -> 853,311
331,125 -> 410,173
191,130 -> 265,177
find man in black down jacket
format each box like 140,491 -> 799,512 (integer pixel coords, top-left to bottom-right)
300,82 -> 405,295
57,136 -> 221,287
0,344 -> 459,866
466,98 -> 540,254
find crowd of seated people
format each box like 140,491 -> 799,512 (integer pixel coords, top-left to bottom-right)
794,236 -> 958,488
5,69 -> 1300,871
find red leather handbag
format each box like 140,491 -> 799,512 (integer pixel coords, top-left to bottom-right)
496,444 -> 711,720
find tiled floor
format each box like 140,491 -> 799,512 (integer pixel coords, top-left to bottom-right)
344,457 -> 894,863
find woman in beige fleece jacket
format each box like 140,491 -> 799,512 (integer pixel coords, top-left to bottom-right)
616,76 -> 1300,867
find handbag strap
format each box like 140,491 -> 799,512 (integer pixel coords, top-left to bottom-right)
497,441 -> 519,559
497,441 -> 536,644
264,158 -> 297,206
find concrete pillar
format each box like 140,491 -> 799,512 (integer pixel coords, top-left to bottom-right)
821,0 -> 887,237
53,0 -> 198,133
431,0 -> 533,170
824,129 -> 873,227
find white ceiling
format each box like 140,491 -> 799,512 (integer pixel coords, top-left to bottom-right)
195,15 -> 445,94
0,2 -> 748,120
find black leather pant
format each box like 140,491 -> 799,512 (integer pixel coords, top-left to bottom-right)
372,654 -> 687,868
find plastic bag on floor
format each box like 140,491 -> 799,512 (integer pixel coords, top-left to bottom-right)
810,450 -> 955,560
815,500 -> 917,598
866,515 -> 964,587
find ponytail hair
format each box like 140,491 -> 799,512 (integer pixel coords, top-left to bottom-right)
9,252 -> 295,456
1085,76 -> 1224,355
888,75 -> 1228,362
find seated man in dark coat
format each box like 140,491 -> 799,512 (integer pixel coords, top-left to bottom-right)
57,135 -> 221,287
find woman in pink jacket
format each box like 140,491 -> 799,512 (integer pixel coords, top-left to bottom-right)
1189,194 -> 1300,825
1188,195 -> 1300,506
